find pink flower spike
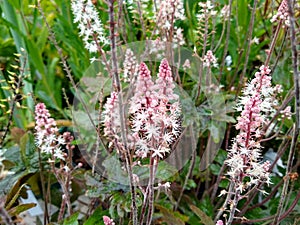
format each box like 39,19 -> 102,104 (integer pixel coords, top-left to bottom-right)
270,0 -> 290,27
203,50 -> 218,68
156,59 -> 178,101
139,62 -> 151,78
129,62 -> 156,114
103,216 -> 115,225
34,103 -> 65,160
227,64 -> 276,192
35,103 -> 58,136
216,220 -> 224,225
102,92 -> 121,143
123,49 -> 138,82
158,58 -> 172,80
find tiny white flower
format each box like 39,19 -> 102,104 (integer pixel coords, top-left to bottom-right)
71,0 -> 108,53
145,124 -> 160,140
163,132 -> 174,143
151,146 -> 170,159
251,36 -> 259,45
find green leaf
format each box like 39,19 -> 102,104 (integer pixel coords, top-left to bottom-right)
186,179 -> 197,190
26,38 -> 45,75
19,132 -> 37,170
156,204 -> 187,225
7,0 -> 21,10
84,207 -> 106,225
102,155 -> 129,185
198,196 -> 214,217
209,164 -> 220,176
208,122 -> 220,143
214,149 -> 227,164
63,212 -> 79,225
189,204 -> 214,225
237,0 -> 248,30
37,90 -> 58,111
219,179 -> 230,189
155,161 -> 178,181
6,183 -> 28,210
2,172 -> 34,208
8,203 -> 36,217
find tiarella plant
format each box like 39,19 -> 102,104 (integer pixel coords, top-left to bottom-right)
102,58 -> 181,224
35,103 -> 78,221
216,65 -> 276,223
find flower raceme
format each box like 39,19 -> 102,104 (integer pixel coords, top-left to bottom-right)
270,0 -> 290,28
71,0 -> 108,53
35,103 -> 75,161
226,65 -> 277,193
35,103 -> 65,160
203,50 -> 218,68
156,0 -> 185,31
103,59 -> 181,159
103,216 -> 115,225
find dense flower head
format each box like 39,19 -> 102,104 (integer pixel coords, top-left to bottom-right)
35,103 -> 58,136
123,49 -> 138,83
182,59 -> 191,70
129,62 -> 157,114
197,0 -> 217,20
280,106 -> 292,120
226,65 -> 276,192
63,132 -> 75,151
173,27 -> 185,47
156,0 -> 185,30
156,58 -> 178,100
203,50 -> 218,68
71,0 -> 109,53
216,220 -> 224,225
270,0 -> 290,27
103,216 -> 115,225
221,5 -> 230,20
131,60 -> 181,158
35,103 -> 65,160
103,59 -> 181,159
102,92 -> 120,141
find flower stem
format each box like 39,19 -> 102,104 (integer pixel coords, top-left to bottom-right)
108,1 -> 138,224
265,21 -> 282,66
227,189 -> 240,225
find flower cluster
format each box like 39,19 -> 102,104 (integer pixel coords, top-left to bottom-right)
35,103 -> 65,160
148,38 -> 167,58
182,59 -> 191,70
226,65 -> 277,192
156,0 -> 185,30
71,0 -> 108,53
197,0 -> 217,20
203,50 -> 218,68
123,49 -> 138,83
103,216 -> 115,225
280,106 -> 292,120
216,220 -> 224,225
270,0 -> 290,27
63,132 -> 75,152
130,59 -> 181,159
220,5 -> 230,20
103,59 -> 181,159
173,27 -> 185,47
102,92 -> 122,150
